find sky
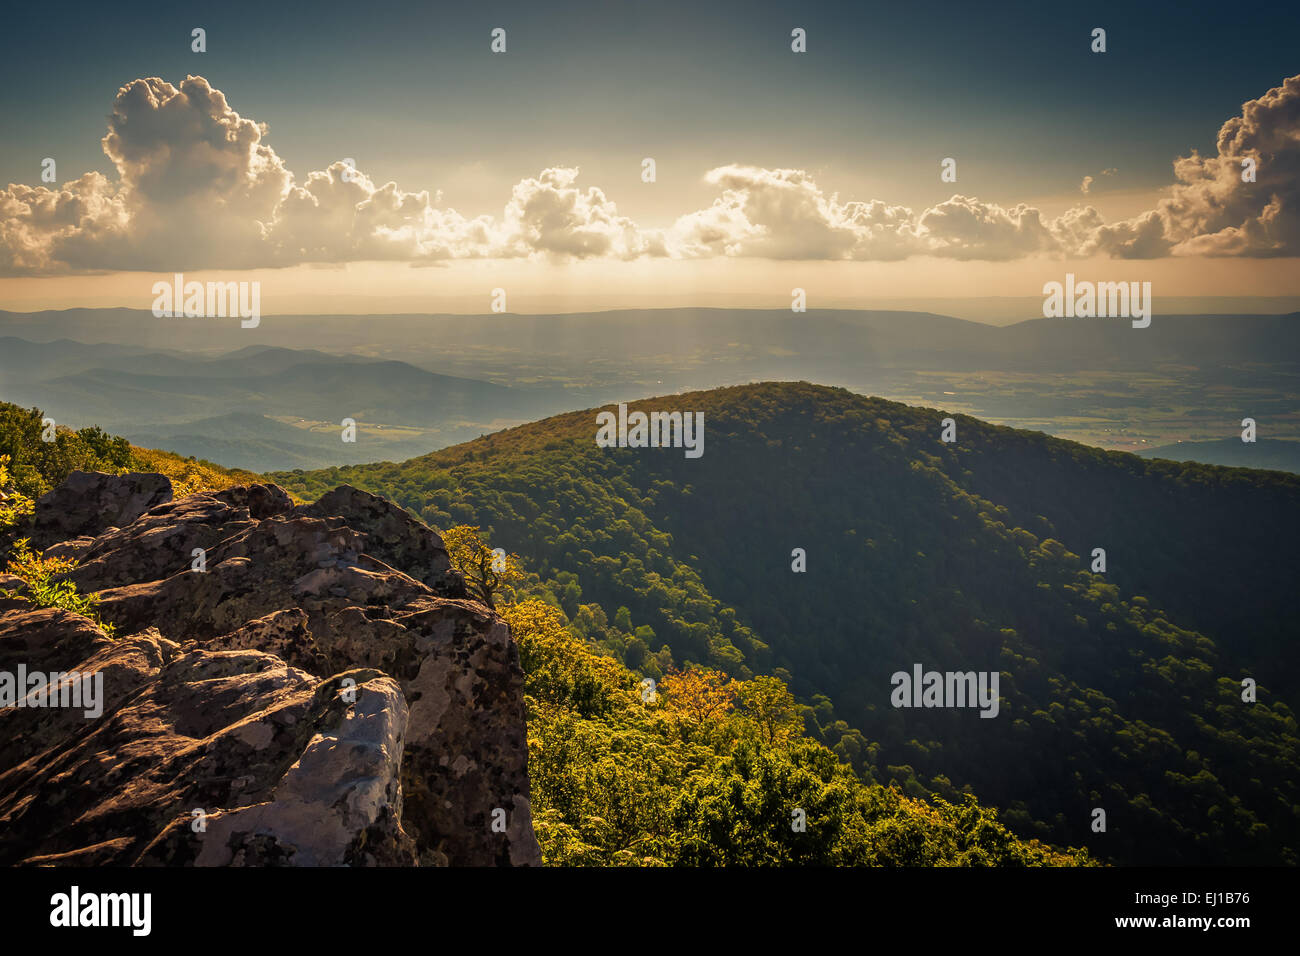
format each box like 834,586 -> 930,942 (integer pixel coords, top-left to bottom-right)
1,0 -> 1297,317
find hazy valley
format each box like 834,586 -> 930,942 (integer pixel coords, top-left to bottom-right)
3,307 -> 1298,473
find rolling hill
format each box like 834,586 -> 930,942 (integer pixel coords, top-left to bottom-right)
0,395 -> 1092,867
0,337 -> 580,469
274,381 -> 1300,865
124,412 -> 438,472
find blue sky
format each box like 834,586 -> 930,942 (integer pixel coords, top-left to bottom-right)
3,0 -> 1294,210
0,0 -> 1297,311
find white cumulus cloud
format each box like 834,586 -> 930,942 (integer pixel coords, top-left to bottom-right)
2,72 -> 1298,274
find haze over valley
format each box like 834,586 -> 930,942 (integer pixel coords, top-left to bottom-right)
3,306 -> 1296,473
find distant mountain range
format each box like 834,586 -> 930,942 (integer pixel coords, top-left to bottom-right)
0,336 -> 579,470
1140,437 -> 1300,473
2,307 -> 1297,472
3,307 -> 1298,373
123,412 -> 437,473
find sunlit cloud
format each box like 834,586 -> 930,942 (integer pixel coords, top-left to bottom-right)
2,73 -> 1298,275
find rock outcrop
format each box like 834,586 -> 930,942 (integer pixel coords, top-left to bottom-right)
30,470 -> 174,549
0,475 -> 540,867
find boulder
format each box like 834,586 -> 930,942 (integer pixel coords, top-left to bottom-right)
31,471 -> 173,548
0,473 -> 540,867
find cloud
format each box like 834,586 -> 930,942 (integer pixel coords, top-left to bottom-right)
267,161 -> 491,264
665,165 -> 917,260
665,168 -> 1072,262
0,76 -> 653,275
1090,74 -> 1300,258
2,73 -> 1298,274
1083,168 -> 1118,194
0,172 -> 129,274
270,164 -> 657,264
1,76 -> 290,274
914,195 -> 1062,260
496,167 -> 657,260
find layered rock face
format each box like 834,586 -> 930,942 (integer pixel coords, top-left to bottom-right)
0,472 -> 540,867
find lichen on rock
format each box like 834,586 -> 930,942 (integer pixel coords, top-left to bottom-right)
0,474 -> 541,867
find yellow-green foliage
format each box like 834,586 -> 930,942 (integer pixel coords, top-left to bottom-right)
128,446 -> 262,498
2,539 -> 116,636
0,400 -> 263,504
0,456 -> 35,538
502,596 -> 1091,867
0,403 -> 138,498
441,515 -> 1093,866
441,524 -> 525,607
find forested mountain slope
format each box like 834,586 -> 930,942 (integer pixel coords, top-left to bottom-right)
274,382 -> 1300,865
0,396 -> 1087,867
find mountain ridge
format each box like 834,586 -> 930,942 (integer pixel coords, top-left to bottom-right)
273,381 -> 1300,864
0,434 -> 1094,866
